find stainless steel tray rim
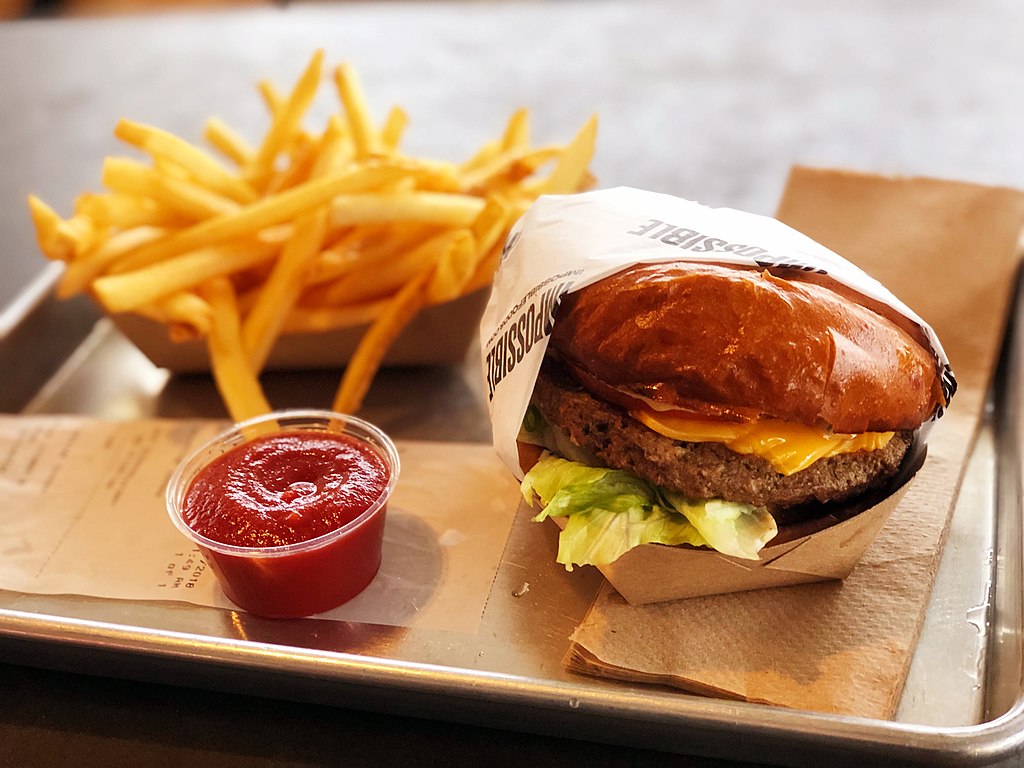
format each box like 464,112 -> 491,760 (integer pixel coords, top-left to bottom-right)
5,604 -> 1024,765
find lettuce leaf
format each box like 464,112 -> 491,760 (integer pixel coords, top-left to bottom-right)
522,452 -> 776,570
662,490 -> 778,561
518,404 -> 598,466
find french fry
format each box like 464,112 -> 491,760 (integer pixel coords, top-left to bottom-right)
281,298 -> 386,335
162,292 -> 213,338
110,162 -> 411,273
133,291 -> 212,339
303,223 -> 435,288
465,238 -> 505,295
310,115 -> 353,179
302,226 -> 372,286
27,195 -> 72,261
316,227 -> 463,306
27,52 -> 598,418
91,239 -> 280,312
201,277 -> 271,422
332,262 -> 433,414
242,206 -> 329,370
459,146 -> 561,194
333,62 -> 384,159
381,106 -> 409,151
204,117 -> 255,167
249,50 -> 325,187
426,230 -> 477,304
329,192 -> 485,229
168,322 -> 203,343
74,192 -> 185,230
115,119 -> 259,204
460,138 -> 501,174
543,114 -> 598,194
470,196 -> 511,262
257,79 -> 284,116
501,107 -> 530,151
58,225 -> 169,298
262,133 -> 319,195
255,81 -> 318,163
102,156 -> 241,220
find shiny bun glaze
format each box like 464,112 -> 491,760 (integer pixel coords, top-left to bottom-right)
549,262 -> 945,435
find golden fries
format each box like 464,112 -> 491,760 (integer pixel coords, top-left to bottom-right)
241,207 -> 329,371
114,119 -> 259,204
204,117 -> 255,167
250,50 -> 325,189
202,277 -> 272,422
332,261 -> 434,414
27,50 -> 597,419
328,192 -> 485,228
334,62 -> 385,160
91,239 -> 280,312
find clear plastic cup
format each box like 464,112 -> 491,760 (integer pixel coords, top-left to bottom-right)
166,410 -> 400,618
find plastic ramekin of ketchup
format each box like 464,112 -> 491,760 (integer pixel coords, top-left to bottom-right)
165,409 -> 400,618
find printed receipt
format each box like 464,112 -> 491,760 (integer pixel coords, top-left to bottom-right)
0,415 -> 520,633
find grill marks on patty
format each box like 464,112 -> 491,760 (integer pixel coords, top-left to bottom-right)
531,361 -> 912,512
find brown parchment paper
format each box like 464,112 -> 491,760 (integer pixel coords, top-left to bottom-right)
0,417 -> 521,635
565,168 -> 1024,718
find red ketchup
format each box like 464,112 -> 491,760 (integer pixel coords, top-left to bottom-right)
168,413 -> 399,618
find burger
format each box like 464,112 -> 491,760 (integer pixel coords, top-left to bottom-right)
517,261 -> 948,571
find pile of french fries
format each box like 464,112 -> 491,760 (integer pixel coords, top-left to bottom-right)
28,50 -> 597,420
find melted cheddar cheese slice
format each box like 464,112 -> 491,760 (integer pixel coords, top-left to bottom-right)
634,409 -> 893,476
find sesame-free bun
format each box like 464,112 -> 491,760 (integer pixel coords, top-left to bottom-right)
549,262 -> 945,434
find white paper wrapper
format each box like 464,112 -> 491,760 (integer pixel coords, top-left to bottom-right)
480,186 -> 954,479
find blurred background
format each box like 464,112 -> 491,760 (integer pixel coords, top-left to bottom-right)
1,0 -> 278,17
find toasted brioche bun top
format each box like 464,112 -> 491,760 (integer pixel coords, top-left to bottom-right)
549,262 -> 945,434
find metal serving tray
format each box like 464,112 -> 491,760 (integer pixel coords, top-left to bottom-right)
1,275 -> 1022,768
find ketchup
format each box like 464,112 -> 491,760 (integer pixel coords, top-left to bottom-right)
171,420 -> 398,619
183,432 -> 390,548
